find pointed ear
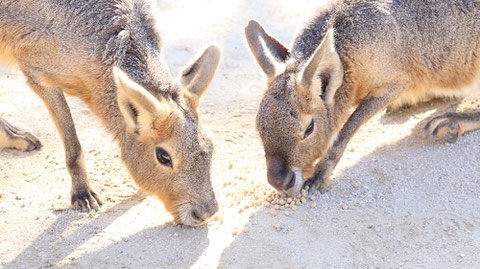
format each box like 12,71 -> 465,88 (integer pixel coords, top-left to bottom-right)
245,20 -> 289,80
297,29 -> 343,106
180,45 -> 221,109
113,67 -> 172,140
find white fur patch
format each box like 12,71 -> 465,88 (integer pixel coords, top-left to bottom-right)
285,167 -> 304,197
178,202 -> 195,226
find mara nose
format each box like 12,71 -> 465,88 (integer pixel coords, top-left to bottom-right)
191,200 -> 219,223
266,157 -> 296,191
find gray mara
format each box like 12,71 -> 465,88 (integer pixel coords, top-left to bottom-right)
0,0 -> 221,226
245,0 -> 480,196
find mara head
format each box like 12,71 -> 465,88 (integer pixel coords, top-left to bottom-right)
113,46 -> 221,226
245,21 -> 344,196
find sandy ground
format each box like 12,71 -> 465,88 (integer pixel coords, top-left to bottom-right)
2,0 -> 480,268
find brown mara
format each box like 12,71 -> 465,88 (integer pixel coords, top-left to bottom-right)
245,0 -> 480,196
0,0 -> 221,226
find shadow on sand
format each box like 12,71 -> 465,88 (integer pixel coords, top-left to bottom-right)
216,99 -> 480,268
5,192 -> 210,268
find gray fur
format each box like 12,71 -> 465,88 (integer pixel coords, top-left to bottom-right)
246,0 -> 480,195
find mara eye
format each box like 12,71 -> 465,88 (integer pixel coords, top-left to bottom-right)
155,147 -> 172,168
303,119 -> 314,139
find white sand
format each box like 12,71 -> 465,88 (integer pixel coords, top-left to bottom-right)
1,0 -> 480,268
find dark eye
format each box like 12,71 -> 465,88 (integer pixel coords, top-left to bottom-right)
303,119 -> 314,139
155,147 -> 172,168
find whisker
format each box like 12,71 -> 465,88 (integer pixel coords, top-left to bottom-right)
167,200 -> 192,224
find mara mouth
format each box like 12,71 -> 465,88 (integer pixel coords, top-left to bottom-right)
169,200 -> 211,227
284,167 -> 304,197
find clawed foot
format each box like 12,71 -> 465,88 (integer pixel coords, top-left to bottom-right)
303,161 -> 333,194
0,120 -> 42,151
71,186 -> 103,212
304,175 -> 332,194
424,113 -> 461,143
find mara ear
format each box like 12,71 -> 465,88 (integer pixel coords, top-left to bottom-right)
113,67 -> 173,140
297,29 -> 343,106
180,45 -> 221,110
245,20 -> 289,80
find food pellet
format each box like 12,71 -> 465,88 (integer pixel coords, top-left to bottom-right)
301,198 -> 307,204
274,224 -> 280,230
284,211 -> 290,216
278,199 -> 285,205
229,163 -> 233,169
342,205 -> 348,210
280,206 -> 285,211
285,204 -> 290,208
270,209 -> 277,216
291,205 -> 298,211
232,230 -> 238,235
286,198 -> 293,203
242,227 -> 248,233
310,203 -> 317,208
249,212 -> 255,217
274,205 -> 280,210
352,182 -> 358,188
309,195 -> 316,201
296,201 -> 301,206
264,201 -> 271,207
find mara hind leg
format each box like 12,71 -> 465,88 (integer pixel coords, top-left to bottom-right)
23,72 -> 102,211
0,116 -> 41,151
424,111 -> 480,143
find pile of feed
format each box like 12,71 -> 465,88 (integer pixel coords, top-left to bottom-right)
209,163 -> 357,232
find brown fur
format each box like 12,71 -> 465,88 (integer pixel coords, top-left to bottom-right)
246,0 -> 480,195
0,0 -> 221,226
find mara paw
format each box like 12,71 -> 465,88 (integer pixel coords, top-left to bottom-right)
71,186 -> 103,212
304,175 -> 332,194
0,121 -> 42,151
424,113 -> 461,143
